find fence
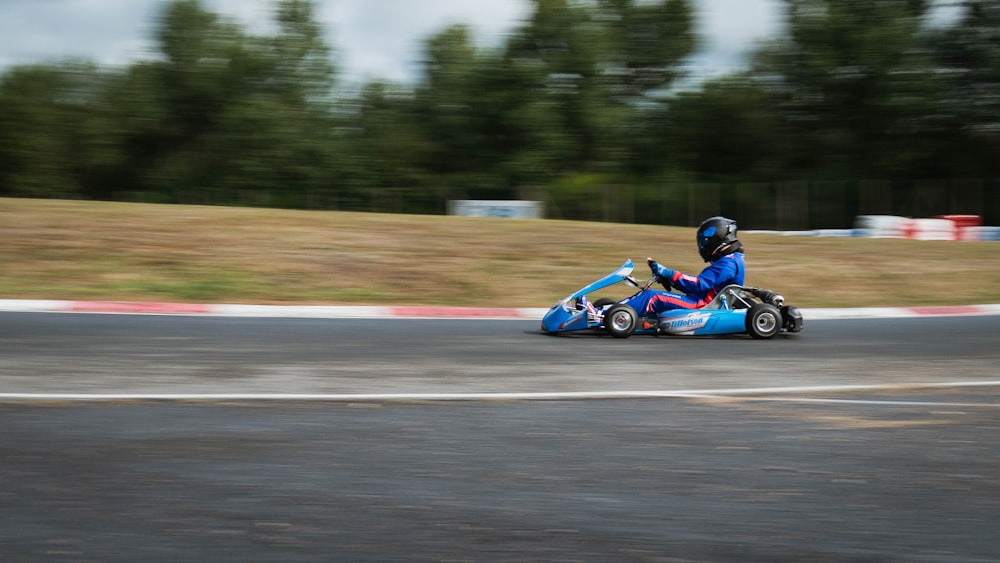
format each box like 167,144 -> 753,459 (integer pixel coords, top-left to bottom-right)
112,178 -> 999,230
537,179 -> 999,230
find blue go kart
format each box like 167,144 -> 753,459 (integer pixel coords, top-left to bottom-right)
541,259 -> 803,339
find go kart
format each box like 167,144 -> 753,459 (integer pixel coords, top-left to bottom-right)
541,259 -> 803,339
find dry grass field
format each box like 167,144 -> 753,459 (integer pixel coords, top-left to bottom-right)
2,197 -> 998,308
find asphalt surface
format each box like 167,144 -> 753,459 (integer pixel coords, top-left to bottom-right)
2,312 -> 999,394
2,312 -> 1000,561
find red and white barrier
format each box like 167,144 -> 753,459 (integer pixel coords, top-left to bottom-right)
937,214 -> 983,241
854,214 -> 990,241
903,217 -> 956,240
854,215 -> 910,238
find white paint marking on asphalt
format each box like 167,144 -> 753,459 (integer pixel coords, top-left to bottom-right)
2,381 -> 999,402
704,398 -> 1000,408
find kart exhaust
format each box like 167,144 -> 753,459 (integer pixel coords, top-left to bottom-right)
751,289 -> 784,307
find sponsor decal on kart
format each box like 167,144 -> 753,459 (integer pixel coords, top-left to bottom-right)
664,312 -> 710,332
558,310 -> 587,331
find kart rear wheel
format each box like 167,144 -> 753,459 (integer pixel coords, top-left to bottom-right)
746,303 -> 782,339
604,304 -> 637,338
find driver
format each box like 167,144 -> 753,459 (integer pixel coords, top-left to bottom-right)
623,216 -> 745,316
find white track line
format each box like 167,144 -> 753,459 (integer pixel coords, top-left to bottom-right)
710,398 -> 1000,407
2,381 -> 999,402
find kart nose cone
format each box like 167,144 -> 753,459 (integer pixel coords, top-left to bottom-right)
542,302 -> 587,333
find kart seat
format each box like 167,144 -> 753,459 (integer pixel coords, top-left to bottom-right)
703,285 -> 754,310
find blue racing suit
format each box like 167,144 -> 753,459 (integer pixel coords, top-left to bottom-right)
624,253 -> 745,316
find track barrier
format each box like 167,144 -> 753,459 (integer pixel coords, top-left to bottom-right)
748,215 -> 998,241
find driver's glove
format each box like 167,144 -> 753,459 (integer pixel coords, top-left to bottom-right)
646,257 -> 665,276
647,257 -> 674,290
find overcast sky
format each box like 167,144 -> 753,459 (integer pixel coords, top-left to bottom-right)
0,0 -> 784,84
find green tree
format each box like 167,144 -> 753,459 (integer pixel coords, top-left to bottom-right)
0,63 -> 109,198
927,0 -> 1000,177
503,0 -> 695,176
263,0 -> 336,102
340,82 -> 437,211
106,0 -> 340,204
210,0 -> 340,207
668,76 -> 784,181
750,0 -> 937,179
597,0 -> 696,100
416,25 -> 489,182
408,23 -> 578,197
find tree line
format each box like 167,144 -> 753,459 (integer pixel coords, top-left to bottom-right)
1,0 -> 998,227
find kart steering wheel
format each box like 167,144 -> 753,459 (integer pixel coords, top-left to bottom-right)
641,272 -> 670,292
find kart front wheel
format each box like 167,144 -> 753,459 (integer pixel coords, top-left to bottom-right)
746,303 -> 782,339
604,304 -> 638,338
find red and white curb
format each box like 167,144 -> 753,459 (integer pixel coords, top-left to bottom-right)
0,299 -> 547,319
1,299 -> 999,320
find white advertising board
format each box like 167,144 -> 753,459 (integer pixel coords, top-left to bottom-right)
448,200 -> 543,219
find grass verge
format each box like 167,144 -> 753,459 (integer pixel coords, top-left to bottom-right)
2,197 -> 998,308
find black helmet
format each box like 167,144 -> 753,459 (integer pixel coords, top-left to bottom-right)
696,216 -> 739,262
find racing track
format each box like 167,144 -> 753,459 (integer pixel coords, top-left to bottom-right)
2,311 -> 1000,560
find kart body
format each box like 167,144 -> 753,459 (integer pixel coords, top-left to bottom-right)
541,259 -> 803,339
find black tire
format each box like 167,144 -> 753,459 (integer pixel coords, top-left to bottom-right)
604,304 -> 638,338
746,303 -> 782,339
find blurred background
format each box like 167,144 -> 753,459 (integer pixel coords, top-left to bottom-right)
1,0 -> 998,229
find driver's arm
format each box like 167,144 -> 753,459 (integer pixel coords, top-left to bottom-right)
650,258 -> 734,297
